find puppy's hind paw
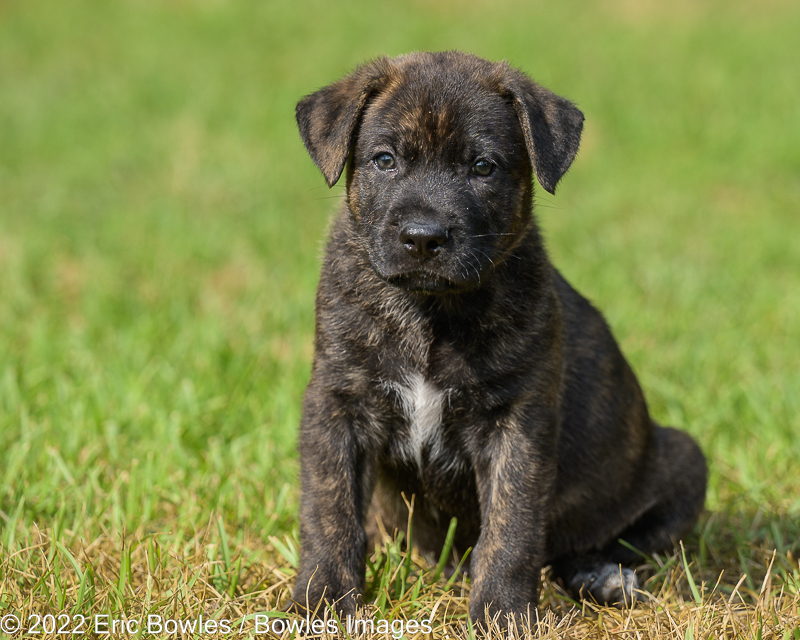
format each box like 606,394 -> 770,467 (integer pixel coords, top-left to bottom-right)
570,564 -> 642,607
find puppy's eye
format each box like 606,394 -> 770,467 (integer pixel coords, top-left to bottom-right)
374,153 -> 396,171
471,159 -> 495,177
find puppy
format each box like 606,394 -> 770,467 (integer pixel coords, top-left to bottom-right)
290,51 -> 707,625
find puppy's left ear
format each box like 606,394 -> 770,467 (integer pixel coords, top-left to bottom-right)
501,67 -> 584,195
296,58 -> 394,187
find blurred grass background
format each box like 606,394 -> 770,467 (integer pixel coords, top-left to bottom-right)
1,0 -> 799,629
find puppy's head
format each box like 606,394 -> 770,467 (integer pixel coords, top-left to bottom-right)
297,52 -> 583,294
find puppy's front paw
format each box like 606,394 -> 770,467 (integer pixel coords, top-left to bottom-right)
286,572 -> 360,619
569,564 -> 641,607
468,583 -> 539,633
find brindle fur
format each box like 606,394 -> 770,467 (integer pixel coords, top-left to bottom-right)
290,51 -> 707,625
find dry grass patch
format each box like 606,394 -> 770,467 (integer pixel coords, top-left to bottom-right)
2,516 -> 798,639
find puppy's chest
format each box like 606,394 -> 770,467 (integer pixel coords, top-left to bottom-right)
382,372 -> 464,473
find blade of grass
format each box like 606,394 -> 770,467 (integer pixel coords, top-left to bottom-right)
228,557 -> 242,598
269,535 -> 299,569
217,515 -> 232,573
56,540 -> 84,582
431,518 -> 457,584
681,541 -> 702,604
400,493 -> 415,598
445,548 -> 472,591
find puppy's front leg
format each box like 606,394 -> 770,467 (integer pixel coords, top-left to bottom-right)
291,387 -> 375,616
469,415 -> 556,626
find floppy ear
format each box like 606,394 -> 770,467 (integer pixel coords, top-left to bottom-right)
296,58 -> 394,187
501,66 -> 584,195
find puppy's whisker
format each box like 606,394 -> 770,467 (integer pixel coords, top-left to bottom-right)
465,253 -> 482,284
470,233 -> 516,238
472,248 -> 496,269
497,250 -> 523,262
307,184 -> 345,193
531,196 -> 562,210
456,258 -> 470,283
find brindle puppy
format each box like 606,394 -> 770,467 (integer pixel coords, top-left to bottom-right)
289,51 -> 707,625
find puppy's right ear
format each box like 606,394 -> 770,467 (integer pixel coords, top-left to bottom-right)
296,58 -> 393,187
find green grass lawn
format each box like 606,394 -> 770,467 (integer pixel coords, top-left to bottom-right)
1,0 -> 799,637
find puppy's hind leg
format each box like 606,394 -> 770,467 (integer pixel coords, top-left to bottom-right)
553,425 -> 707,606
604,425 -> 708,564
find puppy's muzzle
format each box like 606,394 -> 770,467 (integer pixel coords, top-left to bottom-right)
399,222 -> 448,261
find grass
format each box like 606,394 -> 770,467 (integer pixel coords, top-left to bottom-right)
1,0 -> 799,637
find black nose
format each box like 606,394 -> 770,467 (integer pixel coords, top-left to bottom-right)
399,223 -> 448,260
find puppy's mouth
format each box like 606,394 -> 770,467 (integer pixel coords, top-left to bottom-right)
386,270 -> 471,294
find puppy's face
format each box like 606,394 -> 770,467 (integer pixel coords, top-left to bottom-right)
348,67 -> 533,294
296,52 -> 584,294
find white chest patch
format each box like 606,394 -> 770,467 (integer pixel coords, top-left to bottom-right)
390,372 -> 446,468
